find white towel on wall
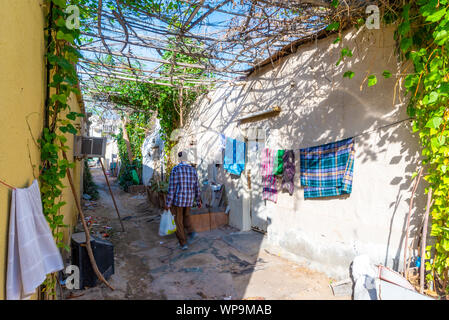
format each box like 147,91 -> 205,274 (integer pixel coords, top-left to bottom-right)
210,133 -> 226,164
6,179 -> 64,300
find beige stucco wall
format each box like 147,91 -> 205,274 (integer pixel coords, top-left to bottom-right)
178,25 -> 426,279
60,95 -> 84,248
0,0 -> 84,299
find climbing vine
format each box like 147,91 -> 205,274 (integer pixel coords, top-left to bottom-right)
114,120 -> 146,191
399,1 -> 449,293
88,39 -> 209,178
83,159 -> 99,200
39,0 -> 84,298
330,1 -> 449,294
36,0 -> 449,298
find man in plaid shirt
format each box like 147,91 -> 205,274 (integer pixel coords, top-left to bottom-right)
165,151 -> 202,250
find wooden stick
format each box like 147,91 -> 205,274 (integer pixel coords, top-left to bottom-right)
208,187 -> 212,231
0,179 -> 16,190
99,158 -> 126,232
122,117 -> 134,164
420,188 -> 433,294
61,149 -> 114,290
404,167 -> 423,278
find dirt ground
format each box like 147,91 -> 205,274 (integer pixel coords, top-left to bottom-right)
63,168 -> 351,300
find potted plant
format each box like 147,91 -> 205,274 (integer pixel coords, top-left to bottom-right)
149,176 -> 169,208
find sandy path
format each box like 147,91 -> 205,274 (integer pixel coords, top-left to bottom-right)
64,167 -> 350,300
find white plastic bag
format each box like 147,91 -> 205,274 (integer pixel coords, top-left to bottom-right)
159,209 -> 177,236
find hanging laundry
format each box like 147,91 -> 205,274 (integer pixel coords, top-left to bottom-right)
300,137 -> 355,199
223,137 -> 246,175
211,133 -> 226,164
282,149 -> 295,195
219,133 -> 226,149
272,149 -> 285,175
261,148 -> 277,203
7,180 -> 64,300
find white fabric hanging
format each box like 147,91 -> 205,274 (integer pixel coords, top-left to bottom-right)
209,133 -> 225,164
6,179 -> 64,300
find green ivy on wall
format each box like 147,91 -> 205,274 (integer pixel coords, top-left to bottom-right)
331,0 -> 449,294
399,1 -> 449,293
39,0 -> 84,298
89,43 -> 209,175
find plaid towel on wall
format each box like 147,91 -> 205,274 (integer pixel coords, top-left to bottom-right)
299,137 -> 355,199
261,148 -> 278,203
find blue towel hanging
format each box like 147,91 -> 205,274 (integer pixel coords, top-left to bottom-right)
223,137 -> 246,175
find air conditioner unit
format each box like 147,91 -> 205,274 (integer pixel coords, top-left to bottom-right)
103,124 -> 116,133
74,136 -> 107,158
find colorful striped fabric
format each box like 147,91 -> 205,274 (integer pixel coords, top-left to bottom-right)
299,137 -> 355,199
281,149 -> 295,195
261,148 -> 277,203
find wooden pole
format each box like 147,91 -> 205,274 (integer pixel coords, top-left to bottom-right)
122,117 -> 133,164
404,167 -> 423,278
420,187 -> 433,294
61,149 -> 114,290
208,187 -> 212,231
99,158 -> 126,232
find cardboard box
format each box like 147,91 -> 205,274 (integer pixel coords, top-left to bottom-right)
146,188 -> 166,209
146,188 -> 159,207
188,206 -> 228,232
128,184 -> 147,194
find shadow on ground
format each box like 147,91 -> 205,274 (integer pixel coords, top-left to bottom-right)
63,168 -> 349,300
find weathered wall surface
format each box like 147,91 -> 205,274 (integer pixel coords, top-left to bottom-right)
0,0 -> 84,299
142,119 -> 165,185
178,25 -> 426,279
60,95 -> 84,249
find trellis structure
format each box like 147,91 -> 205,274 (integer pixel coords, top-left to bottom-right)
76,0 -> 354,110
44,0 -> 449,297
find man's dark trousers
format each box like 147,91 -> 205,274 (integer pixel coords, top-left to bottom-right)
170,206 -> 193,246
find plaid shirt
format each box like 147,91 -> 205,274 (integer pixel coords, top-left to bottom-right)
166,162 -> 201,208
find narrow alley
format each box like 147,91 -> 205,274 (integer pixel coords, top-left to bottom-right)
2,0 -> 447,305
64,168 -> 349,300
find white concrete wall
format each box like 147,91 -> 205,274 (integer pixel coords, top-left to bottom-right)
142,119 -> 165,185
104,139 -> 118,171
178,25 -> 426,279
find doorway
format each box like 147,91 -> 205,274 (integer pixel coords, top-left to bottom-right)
247,129 -> 268,233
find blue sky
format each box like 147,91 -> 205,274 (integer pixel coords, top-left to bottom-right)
78,1 -> 302,81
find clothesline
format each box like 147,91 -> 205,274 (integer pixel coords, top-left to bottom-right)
353,117 -> 413,139
0,119 -> 412,191
222,117 -> 413,148
283,117 -> 414,151
222,118 -> 411,201
0,179 -> 16,190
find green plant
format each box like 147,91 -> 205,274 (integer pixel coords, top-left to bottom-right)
39,0 -> 84,298
398,1 -> 449,293
117,161 -> 142,191
113,126 -> 143,190
149,176 -> 169,194
85,37 -> 209,171
330,1 -> 449,293
83,159 -> 99,200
